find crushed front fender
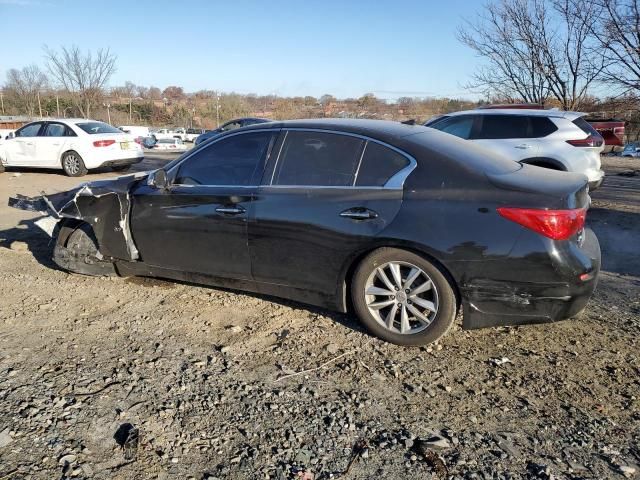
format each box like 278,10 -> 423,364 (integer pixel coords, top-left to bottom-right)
8,173 -> 147,261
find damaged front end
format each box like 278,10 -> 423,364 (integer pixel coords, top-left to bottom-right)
8,173 -> 147,273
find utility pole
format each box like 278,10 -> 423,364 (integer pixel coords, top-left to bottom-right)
56,95 -> 60,117
129,97 -> 132,122
216,91 -> 220,127
0,91 -> 4,115
104,103 -> 111,124
37,91 -> 43,118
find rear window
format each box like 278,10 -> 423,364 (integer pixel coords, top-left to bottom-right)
76,122 -> 123,135
573,117 -> 600,136
355,142 -> 410,186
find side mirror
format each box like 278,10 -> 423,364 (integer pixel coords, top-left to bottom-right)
148,169 -> 168,189
7,132 -> 15,139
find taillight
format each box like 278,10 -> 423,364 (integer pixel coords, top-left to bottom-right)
566,135 -> 603,147
93,140 -> 116,147
497,207 -> 586,240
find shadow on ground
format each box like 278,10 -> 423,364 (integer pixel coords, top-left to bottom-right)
588,207 -> 640,277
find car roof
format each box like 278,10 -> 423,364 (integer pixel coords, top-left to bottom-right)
241,118 -> 430,142
439,109 -> 584,120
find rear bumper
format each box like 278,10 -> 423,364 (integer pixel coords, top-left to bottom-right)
588,171 -> 605,190
460,228 -> 601,330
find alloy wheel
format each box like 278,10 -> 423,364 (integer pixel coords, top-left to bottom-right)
364,261 -> 439,334
64,154 -> 80,175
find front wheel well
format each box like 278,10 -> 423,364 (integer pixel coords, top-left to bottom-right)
340,244 -> 461,314
520,157 -> 567,171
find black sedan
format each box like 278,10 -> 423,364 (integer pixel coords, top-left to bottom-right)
9,119 -> 601,345
194,117 -> 271,146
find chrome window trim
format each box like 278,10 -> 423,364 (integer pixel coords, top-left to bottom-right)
158,127 -> 417,190
268,128 -> 416,190
164,128 -> 282,188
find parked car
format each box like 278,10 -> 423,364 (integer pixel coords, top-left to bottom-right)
153,138 -> 188,151
0,119 -> 143,176
151,128 -> 178,141
621,142 -> 640,157
173,128 -> 188,142
583,118 -> 625,150
9,119 -> 600,346
185,128 -> 206,142
194,117 -> 271,145
141,136 -> 157,149
118,125 -> 151,138
425,109 -> 605,189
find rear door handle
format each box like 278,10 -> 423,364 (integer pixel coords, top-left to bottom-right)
340,207 -> 378,220
515,144 -> 532,149
215,205 -> 245,215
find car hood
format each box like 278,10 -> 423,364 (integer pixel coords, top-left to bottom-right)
8,171 -> 149,261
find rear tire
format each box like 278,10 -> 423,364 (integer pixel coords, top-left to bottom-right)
351,248 -> 456,346
62,151 -> 88,177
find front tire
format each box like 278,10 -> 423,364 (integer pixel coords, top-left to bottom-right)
62,151 -> 88,177
351,248 -> 456,346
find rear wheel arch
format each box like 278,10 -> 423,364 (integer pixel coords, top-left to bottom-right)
338,242 -> 461,314
519,157 -> 567,171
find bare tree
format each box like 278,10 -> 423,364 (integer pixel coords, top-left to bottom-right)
44,46 -> 116,118
458,0 -> 550,104
459,0 -> 604,109
4,65 -> 48,116
583,0 -> 640,93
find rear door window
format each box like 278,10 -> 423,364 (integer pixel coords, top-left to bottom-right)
44,123 -> 75,137
530,117 -> 558,137
431,115 -> 474,139
174,131 -> 273,186
475,115 -> 530,139
272,131 -> 364,186
355,142 -> 410,186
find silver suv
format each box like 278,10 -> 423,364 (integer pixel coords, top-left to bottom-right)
425,109 -> 605,189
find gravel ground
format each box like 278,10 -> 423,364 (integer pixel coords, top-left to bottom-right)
0,155 -> 638,480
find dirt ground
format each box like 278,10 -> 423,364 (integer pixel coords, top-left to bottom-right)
0,155 -> 638,480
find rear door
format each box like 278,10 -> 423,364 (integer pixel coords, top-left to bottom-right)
130,130 -> 277,279
471,114 -> 541,160
249,129 -> 413,300
38,122 -> 75,166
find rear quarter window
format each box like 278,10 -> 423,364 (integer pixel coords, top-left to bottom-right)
355,142 -> 410,186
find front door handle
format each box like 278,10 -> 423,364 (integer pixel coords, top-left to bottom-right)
515,144 -> 532,149
215,205 -> 245,215
340,207 -> 378,220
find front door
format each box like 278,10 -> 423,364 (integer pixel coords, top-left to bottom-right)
130,130 -> 277,279
4,122 -> 43,166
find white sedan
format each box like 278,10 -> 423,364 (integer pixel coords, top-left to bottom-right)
0,119 -> 144,176
153,138 -> 188,151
